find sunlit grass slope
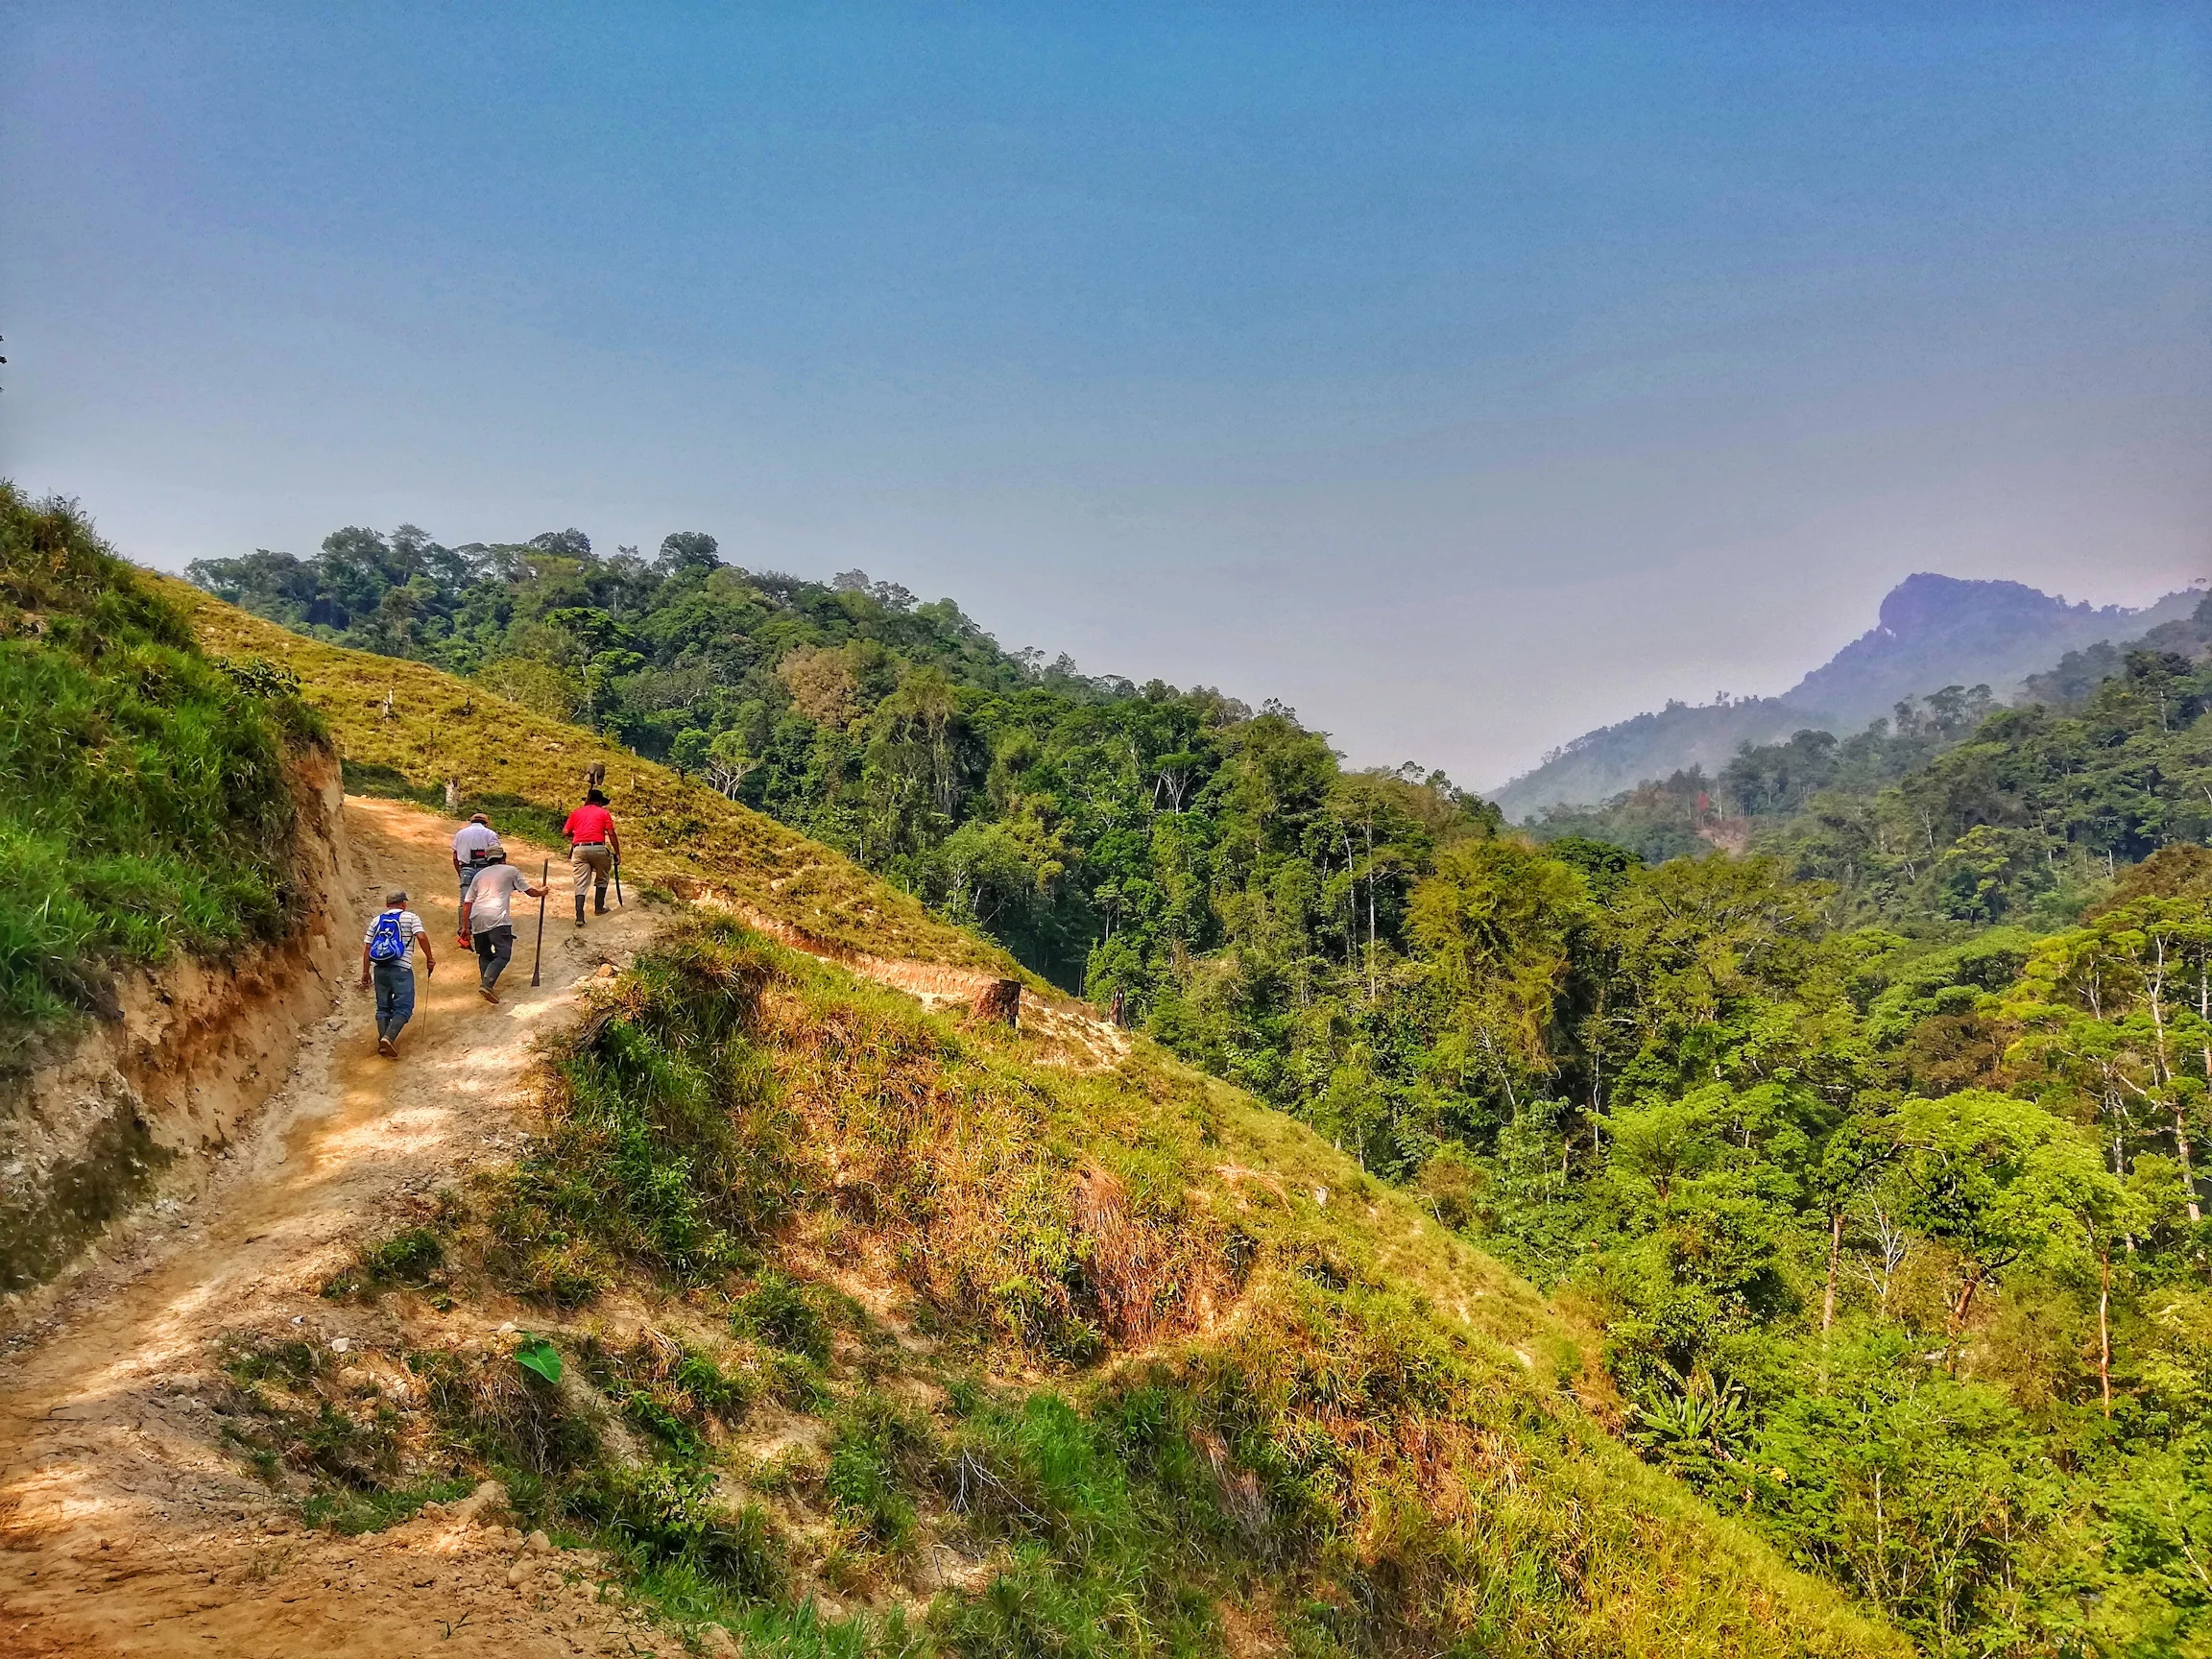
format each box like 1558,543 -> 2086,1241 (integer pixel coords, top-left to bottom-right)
160,575 -> 1022,978
294,917 -> 1906,1656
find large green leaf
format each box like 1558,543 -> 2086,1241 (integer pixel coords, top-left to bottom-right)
514,1336 -> 563,1385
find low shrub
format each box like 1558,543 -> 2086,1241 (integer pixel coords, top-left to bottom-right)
734,1269 -> 831,1364
323,1227 -> 445,1298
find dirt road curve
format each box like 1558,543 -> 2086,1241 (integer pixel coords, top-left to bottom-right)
0,798 -> 665,1657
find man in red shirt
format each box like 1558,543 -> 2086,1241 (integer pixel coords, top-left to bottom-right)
562,787 -> 623,927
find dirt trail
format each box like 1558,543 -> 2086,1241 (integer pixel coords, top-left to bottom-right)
0,798 -> 662,1657
0,793 -> 1134,1655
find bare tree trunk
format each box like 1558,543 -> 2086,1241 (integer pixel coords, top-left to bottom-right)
2178,1101 -> 2203,1226
1821,1209 -> 1843,1334
2148,935 -> 2200,1220
2099,1247 -> 2113,1418
1364,818 -> 1378,1001
1946,1269 -> 1984,1371
2196,955 -> 2212,1224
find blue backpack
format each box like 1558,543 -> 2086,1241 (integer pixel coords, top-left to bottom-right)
368,911 -> 408,963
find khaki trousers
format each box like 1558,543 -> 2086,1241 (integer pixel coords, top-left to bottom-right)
570,842 -> 613,900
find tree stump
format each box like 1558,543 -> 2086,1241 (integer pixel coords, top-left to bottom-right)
971,979 -> 1022,1028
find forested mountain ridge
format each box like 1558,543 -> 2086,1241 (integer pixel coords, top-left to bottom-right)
1492,572 -> 2194,820
188,523 -> 1503,1000
1537,617 -> 2212,930
1781,571 -> 2197,729
1487,693 -> 1822,824
163,512 -> 2212,1649
10,504 -> 1911,1658
2024,582 -> 2212,707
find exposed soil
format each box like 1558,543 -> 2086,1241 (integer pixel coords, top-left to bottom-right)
0,747 -> 353,1294
0,798 -> 665,1656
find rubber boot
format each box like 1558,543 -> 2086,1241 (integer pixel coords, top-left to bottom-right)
574,896 -> 588,928
594,887 -> 608,915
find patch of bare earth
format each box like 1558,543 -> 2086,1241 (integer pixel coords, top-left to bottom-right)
0,797 -> 662,1657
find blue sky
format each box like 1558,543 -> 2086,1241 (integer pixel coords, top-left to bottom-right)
4,3 -> 2207,785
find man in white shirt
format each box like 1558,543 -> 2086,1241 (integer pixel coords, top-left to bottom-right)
463,854 -> 545,1004
451,813 -> 503,947
360,890 -> 435,1057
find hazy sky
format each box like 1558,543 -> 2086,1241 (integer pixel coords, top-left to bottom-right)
5,4 -> 2208,787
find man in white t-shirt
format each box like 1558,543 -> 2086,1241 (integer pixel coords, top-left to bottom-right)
463,854 -> 545,1004
360,890 -> 435,1057
451,813 -> 503,947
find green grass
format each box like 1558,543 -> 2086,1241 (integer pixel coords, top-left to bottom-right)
0,483 -> 320,1046
734,1269 -> 833,1364
584,1333 -> 757,1459
321,1225 -> 447,1298
434,917 -> 1901,1656
304,1475 -> 479,1536
218,1334 -> 399,1492
478,931 -> 788,1305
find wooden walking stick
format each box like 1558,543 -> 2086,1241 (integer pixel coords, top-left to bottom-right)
530,859 -> 549,987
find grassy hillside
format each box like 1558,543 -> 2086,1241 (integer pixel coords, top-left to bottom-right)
0,490 -> 321,1048
154,578 -> 1906,1651
277,917 -> 1902,1658
161,574 -> 1023,981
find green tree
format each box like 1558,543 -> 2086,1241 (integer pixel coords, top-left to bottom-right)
1886,1090 -> 2121,1341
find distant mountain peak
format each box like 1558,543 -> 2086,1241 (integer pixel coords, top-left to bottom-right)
1879,571 -> 2098,632
1780,572 -> 2181,726
1491,571 -> 2194,820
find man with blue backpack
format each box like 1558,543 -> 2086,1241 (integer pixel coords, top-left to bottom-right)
360,889 -> 436,1057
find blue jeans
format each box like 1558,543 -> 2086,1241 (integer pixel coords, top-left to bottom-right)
373,959 -> 416,1041
473,925 -> 516,990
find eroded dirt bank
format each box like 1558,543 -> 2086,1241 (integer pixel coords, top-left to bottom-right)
0,797 -> 662,1657
0,750 -> 353,1297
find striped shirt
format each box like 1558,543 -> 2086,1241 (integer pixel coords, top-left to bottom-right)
364,909 -> 426,965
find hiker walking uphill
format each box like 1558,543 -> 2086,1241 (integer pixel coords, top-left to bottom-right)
563,787 -> 622,928
450,810 -> 501,946
360,890 -> 434,1057
461,851 -> 545,1004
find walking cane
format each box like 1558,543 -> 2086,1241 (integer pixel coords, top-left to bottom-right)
530,859 -> 549,987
